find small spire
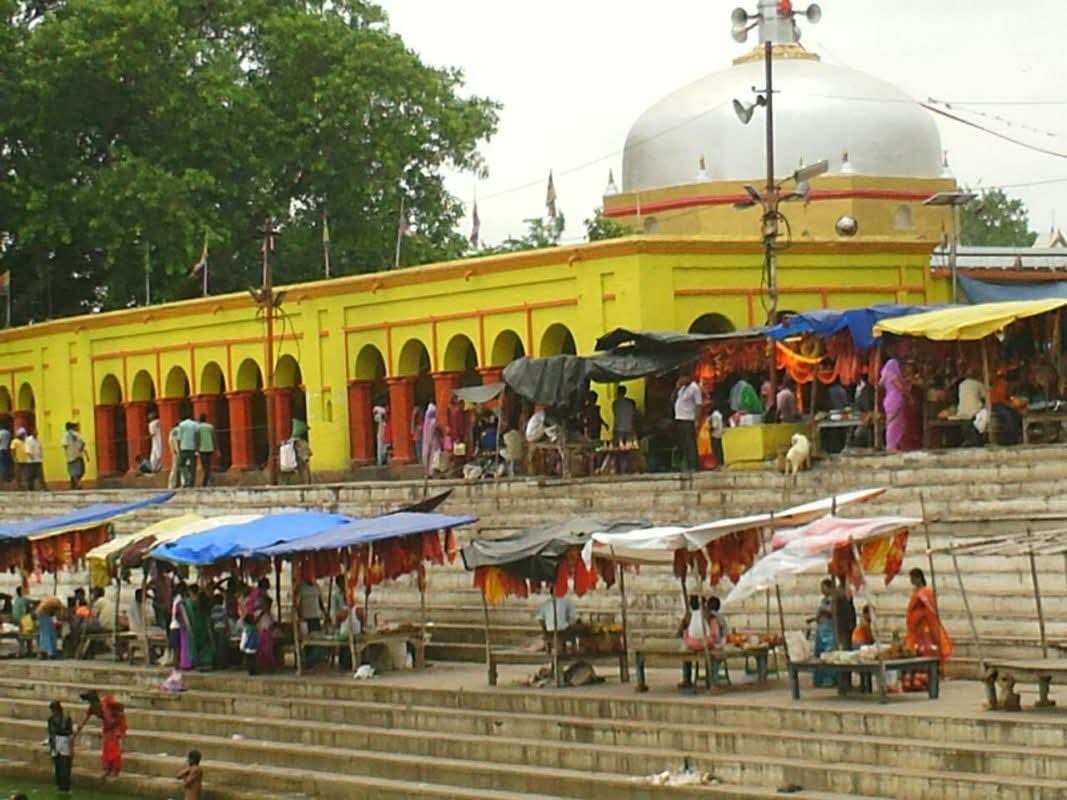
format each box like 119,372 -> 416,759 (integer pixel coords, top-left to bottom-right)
695,155 -> 709,182
839,149 -> 855,175
941,150 -> 953,179
604,169 -> 619,196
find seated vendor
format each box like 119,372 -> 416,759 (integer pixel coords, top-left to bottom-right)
536,593 -> 577,652
704,596 -> 728,646
676,595 -> 714,689
776,380 -> 799,423
852,605 -> 875,647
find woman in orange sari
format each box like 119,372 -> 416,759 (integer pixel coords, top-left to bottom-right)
903,568 -> 953,691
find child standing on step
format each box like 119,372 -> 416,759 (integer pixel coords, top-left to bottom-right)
239,613 -> 258,675
177,749 -> 203,800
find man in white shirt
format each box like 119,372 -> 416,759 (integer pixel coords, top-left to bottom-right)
957,373 -> 988,420
25,430 -> 44,491
299,579 -> 324,633
672,373 -> 703,472
536,593 -> 578,652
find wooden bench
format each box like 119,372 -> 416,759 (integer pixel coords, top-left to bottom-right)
299,630 -> 426,675
984,659 -> 1067,710
634,645 -> 771,692
128,630 -> 169,665
0,630 -> 31,657
76,630 -> 139,660
788,656 -> 940,704
487,647 -> 627,687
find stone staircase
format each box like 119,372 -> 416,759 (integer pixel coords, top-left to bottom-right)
4,445 -> 1067,674
4,659 -> 1067,799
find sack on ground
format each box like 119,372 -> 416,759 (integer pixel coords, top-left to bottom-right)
279,440 -> 298,472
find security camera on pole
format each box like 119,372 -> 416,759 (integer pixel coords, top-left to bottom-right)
730,0 -> 825,329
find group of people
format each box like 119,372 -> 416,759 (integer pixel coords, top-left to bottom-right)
0,420 -> 85,491
809,567 -> 953,692
1,584 -> 120,661
140,410 -> 217,487
38,692 -> 202,797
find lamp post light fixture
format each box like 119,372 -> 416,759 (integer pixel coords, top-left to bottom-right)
923,191 -> 977,304
731,0 -> 822,328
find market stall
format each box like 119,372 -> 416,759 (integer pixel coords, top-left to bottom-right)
725,514 -> 930,703
583,488 -> 888,690
259,511 -> 477,675
461,516 -> 647,686
873,299 -> 1067,450
931,528 -> 1067,710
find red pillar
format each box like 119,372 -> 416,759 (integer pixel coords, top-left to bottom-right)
156,397 -> 183,470
432,371 -> 462,415
387,377 -> 416,465
93,405 -> 120,477
266,387 -> 294,443
347,380 -> 375,464
12,409 -> 34,435
122,400 -> 151,474
192,394 -> 225,470
226,391 -> 256,470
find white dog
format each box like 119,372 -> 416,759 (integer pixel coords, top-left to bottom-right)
785,433 -> 811,477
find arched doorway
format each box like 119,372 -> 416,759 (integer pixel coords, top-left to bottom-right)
233,358 -> 268,469
540,323 -> 577,357
689,313 -> 736,335
444,334 -> 480,386
350,345 -> 387,465
197,362 -> 230,471
95,375 -> 126,476
490,330 -> 525,367
394,338 -> 432,465
124,371 -> 156,474
272,354 -> 306,448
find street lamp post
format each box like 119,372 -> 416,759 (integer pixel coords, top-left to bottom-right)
251,218 -> 286,485
731,1 -> 823,328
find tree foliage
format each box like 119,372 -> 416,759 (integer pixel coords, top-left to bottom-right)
960,188 -> 1038,248
0,0 -> 499,321
477,215 -> 566,255
584,209 -> 631,242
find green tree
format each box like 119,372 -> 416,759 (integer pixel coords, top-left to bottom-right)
584,209 -> 631,242
960,188 -> 1038,247
478,215 -> 566,255
0,0 -> 499,321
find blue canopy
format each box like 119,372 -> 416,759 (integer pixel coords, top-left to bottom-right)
767,304 -> 942,351
0,492 -> 175,542
150,511 -> 353,566
960,275 -> 1067,304
259,512 -> 478,558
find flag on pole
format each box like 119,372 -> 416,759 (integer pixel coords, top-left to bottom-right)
545,171 -> 557,219
191,230 -> 209,296
470,200 -> 481,248
322,210 -> 332,278
394,196 -> 409,269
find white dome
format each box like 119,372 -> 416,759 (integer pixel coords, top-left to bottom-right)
622,48 -> 943,192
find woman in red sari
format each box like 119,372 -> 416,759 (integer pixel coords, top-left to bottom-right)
74,690 -> 128,779
903,568 -> 953,691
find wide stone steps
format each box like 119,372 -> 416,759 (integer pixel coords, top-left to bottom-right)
6,663 -> 1067,799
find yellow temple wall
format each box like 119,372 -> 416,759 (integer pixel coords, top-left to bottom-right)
0,237 -> 943,484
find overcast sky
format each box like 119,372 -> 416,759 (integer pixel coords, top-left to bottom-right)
377,0 -> 1067,247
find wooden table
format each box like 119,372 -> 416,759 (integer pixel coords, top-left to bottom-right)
985,659 -> 1067,710
1021,410 -> 1067,444
300,629 -> 426,675
634,644 -> 771,692
595,446 -> 642,475
924,417 -> 968,449
814,418 -> 863,455
788,656 -> 940,703
487,647 -> 627,687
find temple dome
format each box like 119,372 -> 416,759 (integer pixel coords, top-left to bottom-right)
622,45 -> 943,192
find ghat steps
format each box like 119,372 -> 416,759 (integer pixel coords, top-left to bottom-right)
3,660 -> 1067,799
4,446 -> 1067,668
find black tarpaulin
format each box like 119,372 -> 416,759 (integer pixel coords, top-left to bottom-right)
460,516 -> 648,580
594,327 -> 770,351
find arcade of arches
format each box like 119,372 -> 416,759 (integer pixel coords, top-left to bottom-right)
0,235 -> 942,485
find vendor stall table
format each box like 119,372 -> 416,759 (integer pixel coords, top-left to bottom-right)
304,629 -> 426,671
634,644 -> 771,692
595,446 -> 642,475
984,659 -> 1067,710
722,422 -> 808,466
487,646 -> 627,687
924,417 -> 968,449
814,417 -> 864,455
1021,410 -> 1067,445
788,656 -> 940,704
